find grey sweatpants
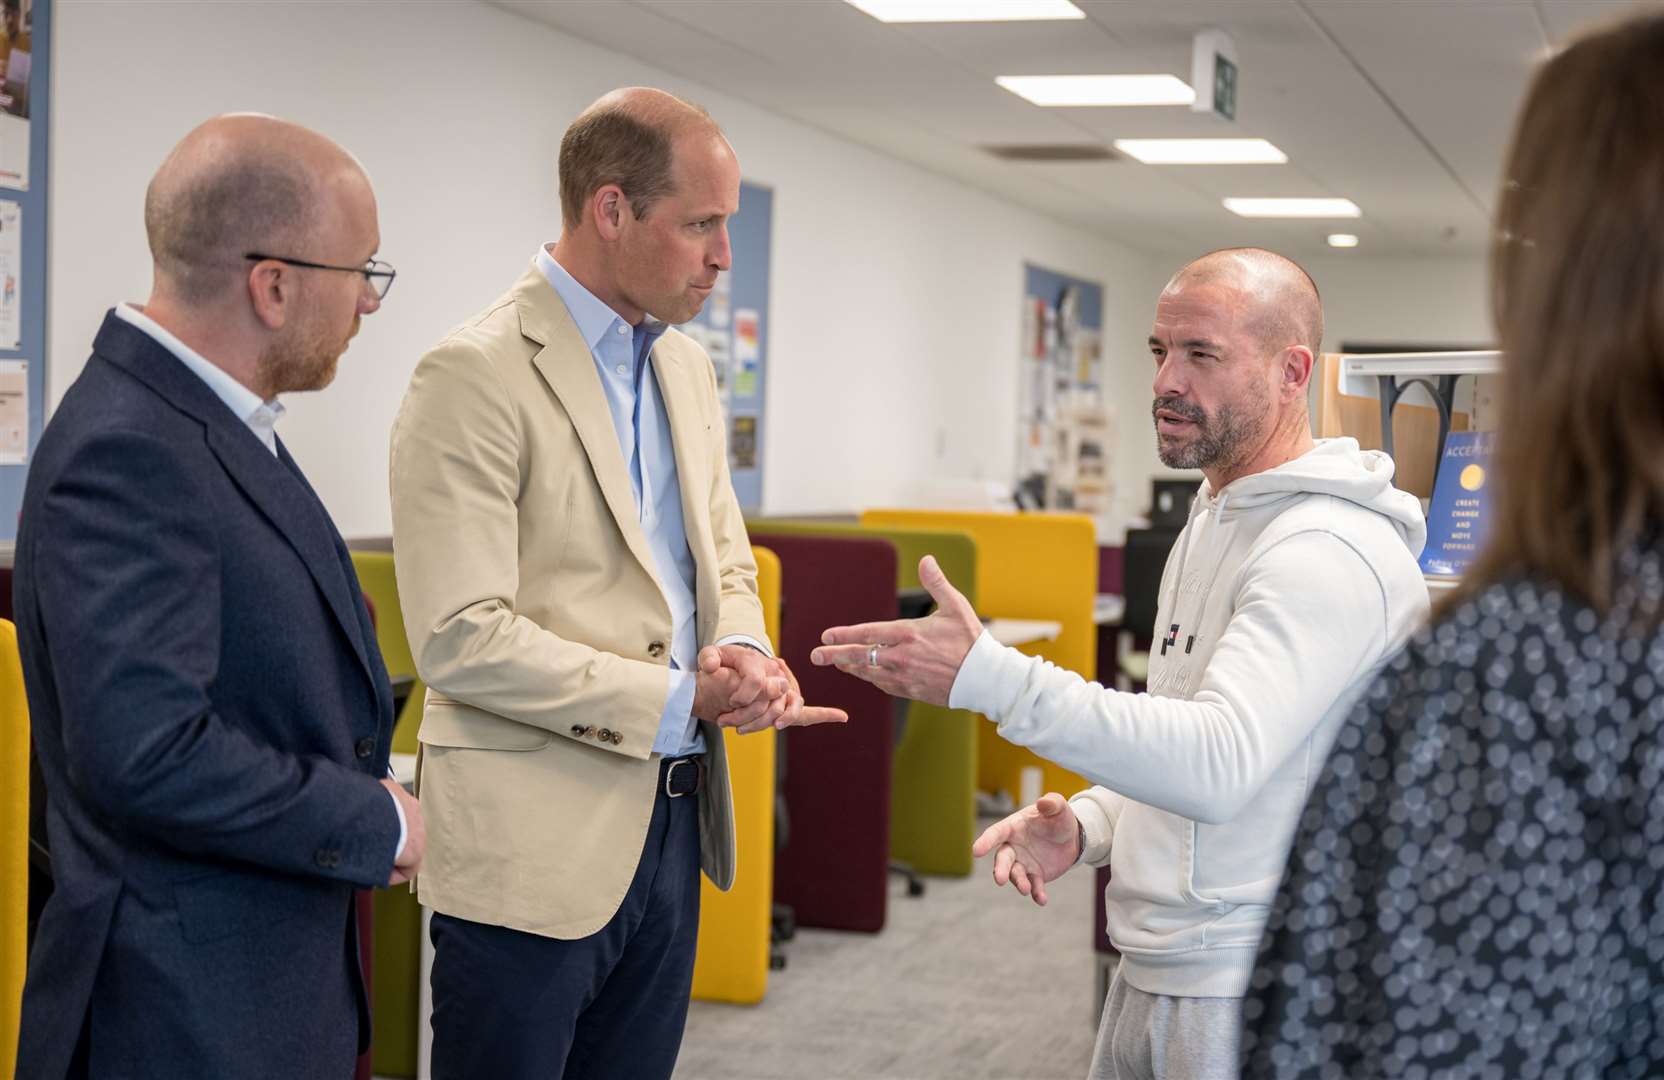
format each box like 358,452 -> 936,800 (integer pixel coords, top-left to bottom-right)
1088,967 -> 1242,1080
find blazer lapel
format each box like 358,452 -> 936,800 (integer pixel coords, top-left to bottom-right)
94,313 -> 380,687
513,263 -> 662,587
652,342 -> 721,641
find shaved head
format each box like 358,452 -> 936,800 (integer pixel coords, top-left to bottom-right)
1165,248 -> 1323,358
558,86 -> 724,229
144,114 -> 363,304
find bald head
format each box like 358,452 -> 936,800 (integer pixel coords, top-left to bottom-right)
1165,248 -> 1323,358
558,87 -> 724,230
144,114 -> 365,305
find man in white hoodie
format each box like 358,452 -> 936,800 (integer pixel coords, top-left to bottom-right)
811,248 -> 1429,1080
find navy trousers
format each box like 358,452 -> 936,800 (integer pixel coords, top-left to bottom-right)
429,765 -> 703,1080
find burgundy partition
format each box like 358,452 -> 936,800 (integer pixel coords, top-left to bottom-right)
750,532 -> 896,933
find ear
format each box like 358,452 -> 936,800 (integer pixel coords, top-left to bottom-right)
591,184 -> 628,242
1281,345 -> 1314,398
245,260 -> 292,331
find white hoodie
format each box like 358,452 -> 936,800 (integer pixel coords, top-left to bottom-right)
949,438 -> 1429,999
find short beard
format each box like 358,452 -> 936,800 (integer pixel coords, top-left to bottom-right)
260,314 -> 345,396
1153,393 -> 1267,471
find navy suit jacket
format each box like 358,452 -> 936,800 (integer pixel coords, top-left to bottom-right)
12,313 -> 400,1079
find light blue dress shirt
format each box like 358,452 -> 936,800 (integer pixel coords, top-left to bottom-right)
538,248 -> 762,757
110,302 -> 409,859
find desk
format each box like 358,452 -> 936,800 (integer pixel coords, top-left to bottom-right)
388,752 -> 417,788
385,751 -> 433,1079
1094,593 -> 1124,626
986,619 -> 1062,647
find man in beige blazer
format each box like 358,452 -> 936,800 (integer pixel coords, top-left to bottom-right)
389,88 -> 843,1080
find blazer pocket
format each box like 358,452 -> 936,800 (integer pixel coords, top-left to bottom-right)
417,699 -> 553,751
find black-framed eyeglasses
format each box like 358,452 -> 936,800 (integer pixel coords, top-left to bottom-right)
244,252 -> 397,300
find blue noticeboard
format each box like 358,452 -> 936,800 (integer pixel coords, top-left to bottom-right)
679,180 -> 770,513
0,0 -> 50,542
1420,430 -> 1495,578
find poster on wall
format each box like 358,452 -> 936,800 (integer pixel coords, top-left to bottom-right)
0,0 -> 33,190
0,199 -> 21,347
1017,264 -> 1112,527
676,180 -> 771,511
0,358 -> 27,463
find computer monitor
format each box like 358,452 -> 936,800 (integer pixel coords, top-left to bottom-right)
1150,479 -> 1196,528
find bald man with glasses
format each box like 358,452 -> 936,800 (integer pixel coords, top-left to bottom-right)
13,114 -> 421,1080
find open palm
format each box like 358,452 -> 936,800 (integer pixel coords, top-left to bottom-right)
970,793 -> 1081,907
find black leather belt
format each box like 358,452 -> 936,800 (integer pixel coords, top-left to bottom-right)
663,756 -> 704,798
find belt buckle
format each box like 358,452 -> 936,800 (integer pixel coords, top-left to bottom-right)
665,757 -> 699,798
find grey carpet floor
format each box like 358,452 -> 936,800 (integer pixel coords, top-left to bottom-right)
674,846 -> 1100,1080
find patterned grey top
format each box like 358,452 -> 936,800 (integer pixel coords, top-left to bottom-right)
1243,549 -> 1664,1078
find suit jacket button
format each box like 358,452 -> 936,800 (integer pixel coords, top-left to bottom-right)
648,640 -> 666,658
355,737 -> 375,759
584,725 -> 598,739
610,731 -> 623,745
571,724 -> 586,737
598,728 -> 612,743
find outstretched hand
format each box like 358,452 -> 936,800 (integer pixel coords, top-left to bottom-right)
969,792 -> 1081,907
808,555 -> 981,706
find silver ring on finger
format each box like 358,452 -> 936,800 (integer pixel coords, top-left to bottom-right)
867,643 -> 883,669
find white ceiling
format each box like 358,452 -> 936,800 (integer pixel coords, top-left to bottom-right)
492,0 -> 1662,257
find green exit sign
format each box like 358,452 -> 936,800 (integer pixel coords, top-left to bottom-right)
1213,55 -> 1237,122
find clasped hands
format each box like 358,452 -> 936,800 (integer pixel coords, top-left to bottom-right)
693,643 -> 848,733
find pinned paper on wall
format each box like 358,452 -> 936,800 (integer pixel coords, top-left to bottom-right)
0,199 -> 20,347
734,309 -> 760,361
729,414 -> 757,469
0,358 -> 27,464
732,308 -> 760,398
706,332 -> 733,398
710,270 -> 732,328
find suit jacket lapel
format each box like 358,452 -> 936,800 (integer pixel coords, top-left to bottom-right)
513,263 -> 662,587
94,314 -> 381,689
273,438 -> 384,701
652,343 -> 721,639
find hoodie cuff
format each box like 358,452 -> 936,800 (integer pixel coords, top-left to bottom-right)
947,629 -> 1034,719
1069,795 -> 1115,867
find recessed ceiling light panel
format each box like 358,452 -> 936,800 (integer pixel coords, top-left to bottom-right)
996,74 -> 1196,107
847,0 -> 1085,22
1113,138 -> 1287,164
1327,233 -> 1360,248
1223,197 -> 1362,218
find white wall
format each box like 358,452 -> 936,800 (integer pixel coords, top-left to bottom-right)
50,0 -> 1168,537
49,1 -> 1492,540
1302,254 -> 1492,351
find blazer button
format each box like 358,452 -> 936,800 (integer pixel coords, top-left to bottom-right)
648,641 -> 666,658
355,737 -> 375,759
583,725 -> 598,739
571,724 -> 586,737
598,728 -> 613,743
316,849 -> 341,869
610,731 -> 624,745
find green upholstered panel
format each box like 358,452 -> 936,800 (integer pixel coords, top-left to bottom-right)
746,520 -> 979,876
349,551 -> 424,754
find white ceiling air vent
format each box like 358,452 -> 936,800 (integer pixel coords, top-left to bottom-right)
982,144 -> 1119,162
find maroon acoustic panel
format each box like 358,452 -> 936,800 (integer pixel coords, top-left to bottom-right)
1093,864 -> 1113,954
750,532 -> 896,934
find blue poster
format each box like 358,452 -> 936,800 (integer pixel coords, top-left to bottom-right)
1420,430 -> 1495,578
1018,263 -> 1106,515
680,179 -> 769,513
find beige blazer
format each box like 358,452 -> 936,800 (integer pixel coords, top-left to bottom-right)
390,260 -> 767,939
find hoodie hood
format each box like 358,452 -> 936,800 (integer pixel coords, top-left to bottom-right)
1196,437 -> 1426,556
